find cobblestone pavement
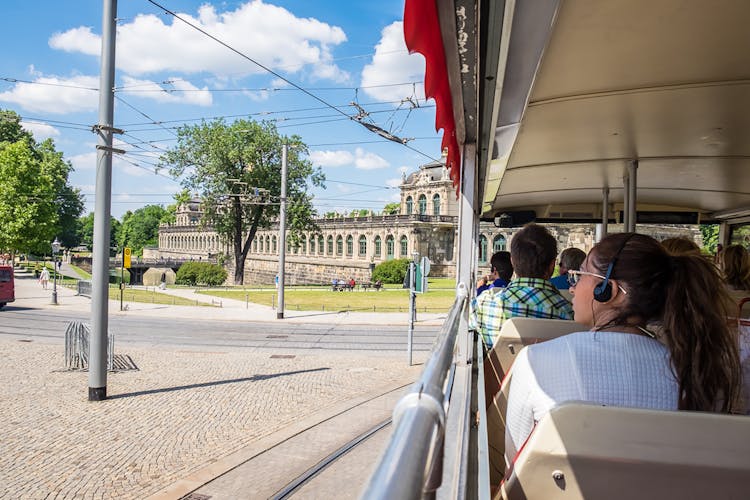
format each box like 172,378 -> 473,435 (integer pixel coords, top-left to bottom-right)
0,338 -> 423,499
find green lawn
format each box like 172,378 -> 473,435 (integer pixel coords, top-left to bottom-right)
199,286 -> 457,312
108,286 -> 213,306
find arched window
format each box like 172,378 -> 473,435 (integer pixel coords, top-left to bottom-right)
259,237 -> 264,253
432,193 -> 441,215
374,236 -> 382,257
309,235 -> 315,255
301,235 -> 307,254
253,239 -> 257,253
386,235 -> 395,260
418,194 -> 427,215
493,234 -> 507,253
272,236 -> 277,252
346,235 -> 354,256
336,235 -> 343,256
478,235 -> 488,263
406,196 -> 413,215
327,235 -> 334,255
318,235 -> 325,255
358,235 -> 367,256
400,235 -> 409,257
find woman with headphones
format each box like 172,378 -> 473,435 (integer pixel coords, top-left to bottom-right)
504,232 -> 742,460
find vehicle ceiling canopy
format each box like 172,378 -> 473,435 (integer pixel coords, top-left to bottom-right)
479,0 -> 750,223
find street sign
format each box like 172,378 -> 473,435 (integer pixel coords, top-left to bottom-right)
415,256 -> 430,294
123,247 -> 131,269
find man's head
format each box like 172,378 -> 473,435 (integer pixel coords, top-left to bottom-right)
510,224 -> 558,279
490,251 -> 513,282
558,247 -> 586,275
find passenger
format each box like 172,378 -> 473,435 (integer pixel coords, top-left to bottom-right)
549,247 -> 586,290
476,251 -> 513,296
661,236 -> 701,256
504,233 -> 742,460
718,244 -> 750,291
469,224 -> 573,350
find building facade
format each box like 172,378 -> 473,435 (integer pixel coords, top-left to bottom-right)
155,160 -> 702,284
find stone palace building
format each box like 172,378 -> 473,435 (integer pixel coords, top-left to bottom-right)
153,159 -> 700,285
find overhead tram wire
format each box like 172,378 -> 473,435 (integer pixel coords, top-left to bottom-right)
145,0 -> 439,163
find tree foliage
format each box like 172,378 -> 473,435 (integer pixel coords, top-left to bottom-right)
118,204 -> 168,256
0,110 -> 84,254
176,261 -> 228,286
161,118 -> 325,284
77,213 -> 120,252
372,258 -> 410,284
383,202 -> 400,215
700,224 -> 720,254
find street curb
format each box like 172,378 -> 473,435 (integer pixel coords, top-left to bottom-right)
145,378 -> 413,500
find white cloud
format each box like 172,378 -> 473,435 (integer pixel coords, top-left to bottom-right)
68,151 -> 97,171
361,21 -> 426,102
50,1 -> 349,82
21,121 -> 60,140
120,76 -> 213,106
309,148 -> 389,170
309,149 -> 354,167
353,147 -> 389,170
0,75 -> 98,114
385,178 -> 402,188
68,150 -> 150,177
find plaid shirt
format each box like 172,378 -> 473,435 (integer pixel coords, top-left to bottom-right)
469,277 -> 574,349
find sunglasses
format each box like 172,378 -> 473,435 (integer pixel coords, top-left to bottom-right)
567,270 -> 628,294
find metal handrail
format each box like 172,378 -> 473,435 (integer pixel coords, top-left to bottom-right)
362,286 -> 468,500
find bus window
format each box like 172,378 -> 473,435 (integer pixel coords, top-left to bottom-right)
0,269 -> 11,282
729,224 -> 750,248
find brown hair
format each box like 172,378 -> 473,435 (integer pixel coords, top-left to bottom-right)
660,236 -> 701,256
720,244 -> 750,291
559,247 -> 586,271
510,224 -> 557,278
588,232 -> 741,413
490,251 -> 513,281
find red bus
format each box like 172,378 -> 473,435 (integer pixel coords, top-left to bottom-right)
0,265 -> 14,309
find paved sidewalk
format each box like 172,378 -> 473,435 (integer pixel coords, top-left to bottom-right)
12,268 -> 449,326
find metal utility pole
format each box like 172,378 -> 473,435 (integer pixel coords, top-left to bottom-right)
407,257 -> 417,366
276,144 -> 288,319
89,0 -> 117,402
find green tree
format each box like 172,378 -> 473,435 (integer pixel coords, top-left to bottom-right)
383,202 -> 400,215
77,213 -> 121,252
700,224 -> 720,254
161,189 -> 192,225
372,258 -> 410,284
118,204 -> 168,256
161,118 -> 325,284
0,111 -> 84,255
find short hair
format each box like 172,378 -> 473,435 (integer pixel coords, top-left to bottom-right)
510,224 -> 557,278
661,237 -> 701,255
490,251 -> 513,281
559,247 -> 586,271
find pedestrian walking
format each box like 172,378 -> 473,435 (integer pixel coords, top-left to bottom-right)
39,267 -> 50,289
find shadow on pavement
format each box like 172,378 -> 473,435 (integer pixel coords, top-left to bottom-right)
107,367 -> 331,400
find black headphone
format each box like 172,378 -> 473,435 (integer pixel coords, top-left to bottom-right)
593,233 -> 637,303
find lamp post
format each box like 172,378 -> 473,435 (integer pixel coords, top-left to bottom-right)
51,237 -> 61,305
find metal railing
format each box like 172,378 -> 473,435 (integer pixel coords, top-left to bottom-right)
362,286 -> 468,499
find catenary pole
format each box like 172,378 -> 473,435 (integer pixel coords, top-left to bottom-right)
89,0 -> 117,401
276,144 -> 288,319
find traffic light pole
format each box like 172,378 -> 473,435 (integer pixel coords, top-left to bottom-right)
407,259 -> 416,366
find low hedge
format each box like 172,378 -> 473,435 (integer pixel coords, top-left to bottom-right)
371,258 -> 410,284
176,262 -> 228,286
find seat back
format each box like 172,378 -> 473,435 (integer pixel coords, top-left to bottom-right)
486,318 -> 584,388
499,403 -> 750,500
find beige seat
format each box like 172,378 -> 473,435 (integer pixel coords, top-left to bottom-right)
497,403 -> 750,500
484,318 -> 584,488
485,318 -> 585,400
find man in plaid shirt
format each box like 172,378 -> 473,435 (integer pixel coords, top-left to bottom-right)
470,224 -> 574,349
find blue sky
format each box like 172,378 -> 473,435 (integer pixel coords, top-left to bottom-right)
0,0 -> 441,219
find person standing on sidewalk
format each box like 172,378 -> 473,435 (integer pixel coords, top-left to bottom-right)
39,267 -> 50,289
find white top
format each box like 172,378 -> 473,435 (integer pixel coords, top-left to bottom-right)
505,331 -> 679,460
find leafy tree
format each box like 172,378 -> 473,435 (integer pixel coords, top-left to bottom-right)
372,258 -> 410,284
383,202 -> 400,215
350,209 -> 371,217
118,204 -> 168,256
324,211 -> 342,218
700,224 -> 720,254
77,213 -> 121,252
0,111 -> 84,255
161,118 -> 325,284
